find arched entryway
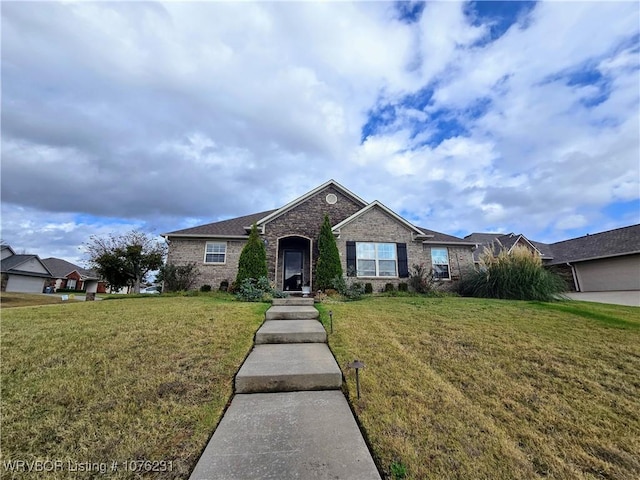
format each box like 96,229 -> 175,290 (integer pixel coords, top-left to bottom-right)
276,236 -> 312,292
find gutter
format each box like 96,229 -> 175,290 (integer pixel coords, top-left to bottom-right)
161,234 -> 250,240
421,240 -> 477,247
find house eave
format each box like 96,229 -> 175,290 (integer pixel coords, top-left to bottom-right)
547,250 -> 640,266
256,179 -> 368,226
4,269 -> 52,278
162,234 -> 249,240
422,240 -> 477,246
332,200 -> 425,236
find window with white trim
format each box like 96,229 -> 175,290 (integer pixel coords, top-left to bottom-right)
431,247 -> 450,280
204,242 -> 227,264
66,279 -> 77,289
356,242 -> 397,277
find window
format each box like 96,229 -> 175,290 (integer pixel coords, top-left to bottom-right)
431,247 -> 450,280
204,242 -> 226,264
66,279 -> 77,289
355,242 -> 397,277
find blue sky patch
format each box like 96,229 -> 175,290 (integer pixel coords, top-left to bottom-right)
465,0 -> 537,46
394,1 -> 426,24
602,199 -> 640,224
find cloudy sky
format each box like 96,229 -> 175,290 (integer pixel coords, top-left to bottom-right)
2,0 -> 639,265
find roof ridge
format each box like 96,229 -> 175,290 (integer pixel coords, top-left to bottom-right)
550,223 -> 640,246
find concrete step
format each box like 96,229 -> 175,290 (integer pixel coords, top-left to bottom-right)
271,297 -> 315,307
189,391 -> 382,480
265,305 -> 319,320
255,320 -> 327,344
235,343 -> 341,393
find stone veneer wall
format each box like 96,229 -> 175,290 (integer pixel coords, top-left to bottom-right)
166,237 -> 247,290
337,207 -> 475,292
263,185 -> 364,289
336,207 -> 422,292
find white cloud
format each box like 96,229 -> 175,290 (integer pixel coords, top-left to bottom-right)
1,0 -> 638,260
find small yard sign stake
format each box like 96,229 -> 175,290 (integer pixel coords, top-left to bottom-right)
329,310 -> 333,333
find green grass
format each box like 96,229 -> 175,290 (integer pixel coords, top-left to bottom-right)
1,294 -> 267,479
319,297 -> 640,480
4,293 -> 639,479
0,292 -> 83,308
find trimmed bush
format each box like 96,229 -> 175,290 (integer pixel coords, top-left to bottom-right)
398,282 -> 408,292
200,284 -> 212,292
316,215 -> 343,291
236,223 -> 268,286
459,245 -> 566,301
219,280 -> 229,291
384,283 -> 395,292
365,283 -> 373,294
235,276 -> 272,302
331,275 -> 365,300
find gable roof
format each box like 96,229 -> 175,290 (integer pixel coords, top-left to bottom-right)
256,179 -> 368,226
546,224 -> 640,265
1,254 -> 53,278
41,257 -> 98,280
332,200 -> 427,237
466,224 -> 640,264
163,209 -> 277,238
464,232 -> 505,244
163,180 -> 473,245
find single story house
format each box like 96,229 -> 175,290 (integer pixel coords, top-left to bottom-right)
465,224 -> 640,292
1,245 -> 53,293
41,257 -> 107,293
163,180 -> 476,292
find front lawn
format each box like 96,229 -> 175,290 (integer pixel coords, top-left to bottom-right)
1,294 -> 266,479
0,292 -> 83,308
320,297 -> 640,480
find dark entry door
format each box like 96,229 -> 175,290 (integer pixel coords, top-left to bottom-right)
283,250 -> 303,291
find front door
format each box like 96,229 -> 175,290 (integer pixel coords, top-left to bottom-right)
283,250 -> 303,291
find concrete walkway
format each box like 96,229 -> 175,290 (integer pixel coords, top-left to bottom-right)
189,297 -> 381,480
564,291 -> 640,307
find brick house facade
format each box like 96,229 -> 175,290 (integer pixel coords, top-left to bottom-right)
163,180 -> 476,292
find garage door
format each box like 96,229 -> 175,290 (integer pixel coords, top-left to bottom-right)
575,254 -> 640,292
6,275 -> 46,293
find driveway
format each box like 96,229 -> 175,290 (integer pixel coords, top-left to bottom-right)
564,291 -> 640,307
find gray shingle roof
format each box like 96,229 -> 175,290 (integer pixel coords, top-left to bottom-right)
163,209 -> 278,237
418,227 -> 474,244
546,224 -> 640,265
1,254 -> 52,277
41,257 -> 98,279
465,225 -> 640,264
464,232 -> 506,244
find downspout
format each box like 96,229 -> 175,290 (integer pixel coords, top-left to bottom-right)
567,262 -> 580,292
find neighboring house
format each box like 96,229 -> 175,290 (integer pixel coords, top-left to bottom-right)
163,180 -> 476,292
543,225 -> 640,293
41,257 -> 107,293
465,224 -> 640,292
465,232 -> 553,263
1,245 -> 53,293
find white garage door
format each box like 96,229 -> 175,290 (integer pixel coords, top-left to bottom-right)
575,254 -> 640,292
6,275 -> 46,293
